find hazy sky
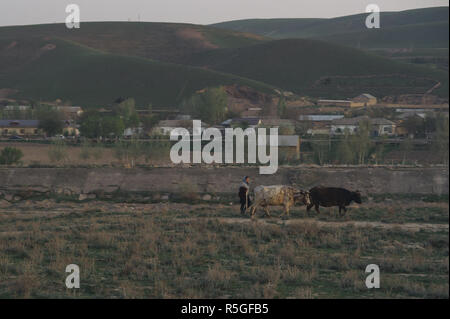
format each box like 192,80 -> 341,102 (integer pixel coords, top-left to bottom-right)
0,0 -> 448,26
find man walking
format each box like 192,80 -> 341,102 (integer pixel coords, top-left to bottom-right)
239,176 -> 252,215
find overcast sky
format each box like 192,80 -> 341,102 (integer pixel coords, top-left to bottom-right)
0,0 -> 448,26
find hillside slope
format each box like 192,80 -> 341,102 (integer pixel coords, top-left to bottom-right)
0,22 -> 267,64
0,38 -> 275,107
211,7 -> 449,49
181,38 -> 449,98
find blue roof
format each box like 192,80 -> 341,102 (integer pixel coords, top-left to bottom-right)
0,120 -> 39,128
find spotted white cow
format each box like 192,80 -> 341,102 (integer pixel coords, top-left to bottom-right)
249,185 -> 311,218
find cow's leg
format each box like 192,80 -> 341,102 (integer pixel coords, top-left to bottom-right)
306,203 -> 314,212
285,203 -> 291,217
314,204 -> 320,214
340,206 -> 347,217
263,205 -> 271,217
280,202 -> 291,218
248,203 -> 257,218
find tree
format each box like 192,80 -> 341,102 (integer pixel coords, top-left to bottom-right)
277,95 -> 287,118
0,147 -> 23,165
433,116 -> 449,164
182,86 -> 228,124
372,138 -> 386,165
351,119 -> 373,165
403,115 -> 425,138
312,140 -> 331,165
400,138 -> 413,165
336,131 -> 354,164
112,98 -> 139,128
37,107 -> 64,136
295,122 -> 312,136
79,111 -> 124,139
79,111 -> 103,138
102,116 -> 125,139
141,114 -> 161,135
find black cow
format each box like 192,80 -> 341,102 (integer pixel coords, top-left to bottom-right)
307,187 -> 362,216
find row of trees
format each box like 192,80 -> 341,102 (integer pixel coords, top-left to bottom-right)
79,98 -> 139,139
181,86 -> 228,124
308,117 -> 449,165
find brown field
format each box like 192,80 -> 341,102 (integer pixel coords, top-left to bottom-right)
0,142 -> 170,166
0,196 -> 448,298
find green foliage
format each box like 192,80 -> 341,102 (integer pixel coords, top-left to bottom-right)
0,147 -> 23,165
335,133 -> 354,164
403,116 -> 426,138
79,111 -> 125,139
37,106 -> 64,137
312,139 -> 331,165
279,125 -> 295,135
141,114 -> 161,135
277,95 -> 287,118
295,122 -> 312,137
433,116 -> 449,164
351,120 -> 373,165
112,98 -> 139,128
182,86 -> 228,124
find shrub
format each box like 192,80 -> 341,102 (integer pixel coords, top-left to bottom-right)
48,141 -> 68,163
0,147 -> 24,165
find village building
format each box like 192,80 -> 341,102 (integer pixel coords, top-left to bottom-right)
62,120 -> 80,136
56,106 -> 84,118
298,114 -> 344,136
221,118 -> 262,129
124,127 -> 144,138
259,119 -> 296,128
241,107 -> 262,118
331,116 -> 396,137
0,120 -> 40,136
317,94 -> 377,108
4,105 -> 32,111
317,99 -> 364,108
153,119 -> 208,136
352,94 -> 377,106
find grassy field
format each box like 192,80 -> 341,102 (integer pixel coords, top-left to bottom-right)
0,197 -> 447,298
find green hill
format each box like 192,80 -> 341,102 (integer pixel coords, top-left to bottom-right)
0,22 -> 266,64
0,37 -> 274,107
181,38 -> 448,98
211,7 -> 449,49
0,18 -> 448,106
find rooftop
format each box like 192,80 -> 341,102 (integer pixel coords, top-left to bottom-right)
298,115 -> 344,121
260,119 -> 295,127
0,120 -> 39,128
354,93 -> 377,100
